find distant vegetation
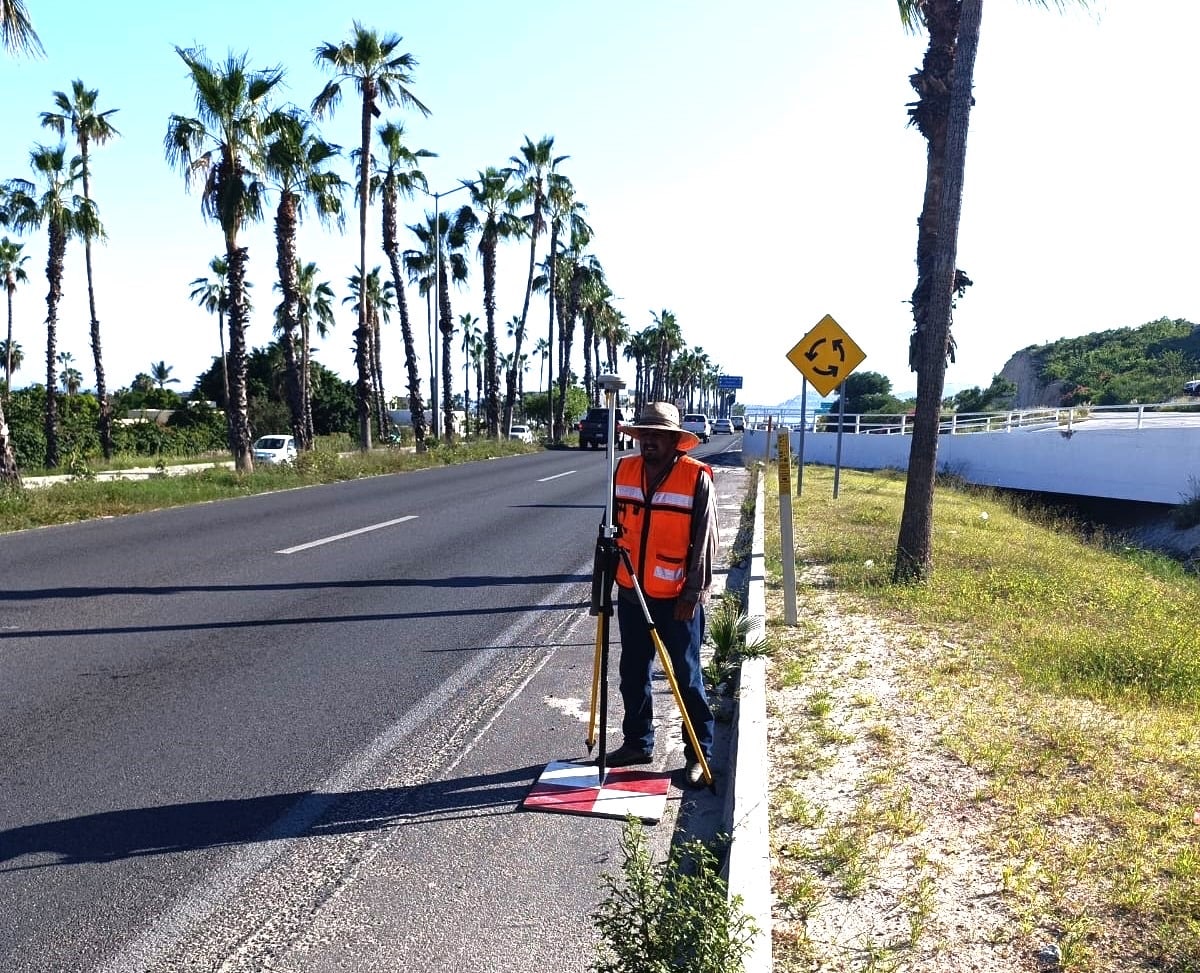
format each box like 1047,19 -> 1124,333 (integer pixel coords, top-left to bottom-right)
1031,316 -> 1200,405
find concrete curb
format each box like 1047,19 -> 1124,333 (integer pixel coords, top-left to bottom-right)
726,469 -> 772,970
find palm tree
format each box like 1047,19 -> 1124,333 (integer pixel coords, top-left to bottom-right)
5,143 -> 100,469
438,208 -> 473,444
344,266 -> 395,440
0,237 -> 30,400
262,108 -> 346,450
597,302 -> 628,377
292,260 -> 336,444
1,0 -> 41,57
541,173 -> 587,441
312,22 -> 430,451
463,167 -> 523,438
891,0 -> 1086,582
150,360 -> 178,390
410,209 -> 471,444
532,336 -> 549,394
165,46 -> 284,473
575,260 -> 609,405
458,312 -> 480,438
0,339 -> 22,384
41,80 -> 120,459
508,136 -> 566,438
623,327 -> 656,418
647,309 -> 683,403
371,121 -> 433,450
188,256 -> 232,407
57,351 -> 82,418
403,218 -> 438,435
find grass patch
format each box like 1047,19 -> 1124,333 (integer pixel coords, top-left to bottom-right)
0,439 -> 534,534
766,462 -> 1200,971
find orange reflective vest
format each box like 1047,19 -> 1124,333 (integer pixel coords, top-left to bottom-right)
614,454 -> 711,599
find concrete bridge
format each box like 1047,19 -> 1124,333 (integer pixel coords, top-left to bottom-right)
742,404 -> 1200,506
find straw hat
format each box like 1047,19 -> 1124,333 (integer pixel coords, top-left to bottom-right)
619,402 -> 700,451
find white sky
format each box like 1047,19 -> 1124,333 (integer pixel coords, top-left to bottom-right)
1,0 -> 1195,408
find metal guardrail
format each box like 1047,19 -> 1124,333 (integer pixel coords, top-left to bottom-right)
742,401 -> 1200,436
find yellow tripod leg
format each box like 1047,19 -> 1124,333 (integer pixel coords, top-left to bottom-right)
650,627 -> 713,786
587,614 -> 604,752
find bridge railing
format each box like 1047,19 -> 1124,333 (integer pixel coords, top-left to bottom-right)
742,400 -> 1200,436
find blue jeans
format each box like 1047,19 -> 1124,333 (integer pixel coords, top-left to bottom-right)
616,592 -> 714,762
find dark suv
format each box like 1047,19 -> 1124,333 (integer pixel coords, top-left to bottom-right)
577,408 -> 631,449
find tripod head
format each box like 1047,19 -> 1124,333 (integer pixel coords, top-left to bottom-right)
595,373 -> 626,538
590,373 -> 627,616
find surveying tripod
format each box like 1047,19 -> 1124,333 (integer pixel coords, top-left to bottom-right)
585,374 -> 713,787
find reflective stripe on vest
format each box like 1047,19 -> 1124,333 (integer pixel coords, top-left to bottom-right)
614,455 -> 706,599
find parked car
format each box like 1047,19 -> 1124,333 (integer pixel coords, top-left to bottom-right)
252,434 -> 297,464
712,418 -> 733,434
681,413 -> 711,443
1185,380 -> 1200,396
731,415 -> 745,431
508,424 -> 535,444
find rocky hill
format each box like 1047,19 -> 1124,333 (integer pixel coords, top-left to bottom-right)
995,317 -> 1200,407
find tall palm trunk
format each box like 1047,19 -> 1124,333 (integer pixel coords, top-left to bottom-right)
438,254 -> 455,444
79,147 -> 113,460
355,82 -> 375,451
545,226 -> 560,441
372,309 -> 391,440
301,318 -> 314,446
581,310 -> 594,405
5,280 -> 14,404
382,183 -> 427,450
482,239 -> 499,438
555,261 -> 582,439
274,193 -> 306,447
217,304 -> 230,409
226,243 -> 254,472
44,225 -> 65,469
895,0 -> 981,582
506,188 -> 542,440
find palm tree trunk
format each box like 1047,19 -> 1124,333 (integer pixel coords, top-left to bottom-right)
275,198 -> 306,447
44,226 -> 65,470
355,84 -> 375,452
383,187 -> 427,451
895,0 -> 981,583
301,318 -> 315,446
218,307 -> 230,408
372,311 -> 392,441
506,192 -> 542,440
0,396 -> 21,485
438,256 -> 455,445
226,243 -> 254,473
5,285 -> 13,404
483,241 -> 499,439
546,232 -> 558,442
83,238 -> 113,460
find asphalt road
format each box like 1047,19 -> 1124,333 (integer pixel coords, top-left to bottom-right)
0,437 -> 743,973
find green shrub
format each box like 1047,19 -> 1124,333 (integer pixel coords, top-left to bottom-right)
591,817 -> 754,973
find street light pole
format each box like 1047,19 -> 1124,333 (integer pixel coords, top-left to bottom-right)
420,180 -> 475,441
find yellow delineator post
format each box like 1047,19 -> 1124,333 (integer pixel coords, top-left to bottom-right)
778,428 -> 798,626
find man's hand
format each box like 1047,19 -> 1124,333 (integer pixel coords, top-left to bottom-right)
674,596 -> 698,622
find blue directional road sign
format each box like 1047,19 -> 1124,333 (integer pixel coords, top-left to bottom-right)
717,375 -> 743,390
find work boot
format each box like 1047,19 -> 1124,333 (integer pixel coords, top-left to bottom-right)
684,759 -> 707,787
604,743 -> 652,767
